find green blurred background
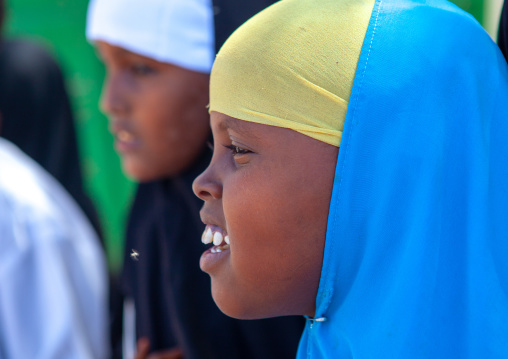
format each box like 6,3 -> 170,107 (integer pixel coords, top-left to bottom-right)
4,0 -> 135,273
2,0 -> 504,273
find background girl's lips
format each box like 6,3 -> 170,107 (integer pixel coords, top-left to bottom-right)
114,130 -> 141,153
117,130 -> 134,143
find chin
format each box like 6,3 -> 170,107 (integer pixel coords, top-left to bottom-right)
211,285 -> 256,319
215,302 -> 269,320
122,162 -> 163,182
211,285 -> 296,320
124,169 -> 153,182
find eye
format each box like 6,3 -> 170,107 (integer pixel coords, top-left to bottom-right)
224,144 -> 251,156
130,63 -> 156,76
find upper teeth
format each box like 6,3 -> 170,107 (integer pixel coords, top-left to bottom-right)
202,227 -> 213,244
201,226 -> 229,247
213,231 -> 223,246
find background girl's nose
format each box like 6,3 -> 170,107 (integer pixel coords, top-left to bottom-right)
100,74 -> 128,116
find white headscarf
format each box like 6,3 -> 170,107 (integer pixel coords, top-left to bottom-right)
86,0 -> 215,73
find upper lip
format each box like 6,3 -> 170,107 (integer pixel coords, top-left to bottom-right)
200,211 -> 226,232
109,120 -> 134,137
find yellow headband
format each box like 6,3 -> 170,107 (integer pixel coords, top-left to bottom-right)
210,0 -> 374,147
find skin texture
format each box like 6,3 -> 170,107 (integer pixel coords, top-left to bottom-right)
97,41 -> 210,181
97,41 -> 211,356
193,112 -> 338,319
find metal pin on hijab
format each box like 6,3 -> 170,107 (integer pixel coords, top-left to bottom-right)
304,316 -> 327,322
305,316 -> 327,329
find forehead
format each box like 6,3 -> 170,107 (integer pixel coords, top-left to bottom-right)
210,111 -> 337,163
211,112 -> 265,141
216,114 -> 253,133
95,41 -> 161,66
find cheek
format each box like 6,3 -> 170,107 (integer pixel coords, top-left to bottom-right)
139,94 -> 209,175
225,167 -> 330,243
223,168 -> 329,311
153,89 -> 209,145
223,175 -> 279,283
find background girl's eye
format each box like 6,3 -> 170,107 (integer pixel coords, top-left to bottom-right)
130,63 -> 156,76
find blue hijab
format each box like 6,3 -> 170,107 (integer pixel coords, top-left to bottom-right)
298,1 -> 508,357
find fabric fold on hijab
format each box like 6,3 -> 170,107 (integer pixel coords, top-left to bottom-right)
210,0 -> 375,147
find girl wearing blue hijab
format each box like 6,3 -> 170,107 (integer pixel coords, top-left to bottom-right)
193,0 -> 508,357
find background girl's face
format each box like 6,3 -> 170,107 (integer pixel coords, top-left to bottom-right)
97,41 -> 210,181
193,112 -> 338,319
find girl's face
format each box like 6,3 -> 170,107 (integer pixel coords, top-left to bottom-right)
193,111 -> 338,319
97,41 -> 210,181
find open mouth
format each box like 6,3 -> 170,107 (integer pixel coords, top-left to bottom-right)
115,130 -> 136,144
202,225 -> 230,253
113,129 -> 141,153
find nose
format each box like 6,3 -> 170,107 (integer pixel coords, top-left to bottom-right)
193,163 -> 223,201
100,72 -> 129,117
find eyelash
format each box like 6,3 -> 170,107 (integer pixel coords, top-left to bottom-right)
130,63 -> 156,76
223,144 -> 250,156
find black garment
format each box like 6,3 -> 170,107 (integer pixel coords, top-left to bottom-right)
499,1 -> 508,60
0,39 -> 102,238
212,0 -> 278,52
119,150 -> 304,358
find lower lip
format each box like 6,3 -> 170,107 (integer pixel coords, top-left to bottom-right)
200,246 -> 230,273
114,139 -> 140,153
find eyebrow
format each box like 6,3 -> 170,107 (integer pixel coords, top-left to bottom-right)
219,118 -> 253,136
98,42 -> 161,65
219,117 -> 260,140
